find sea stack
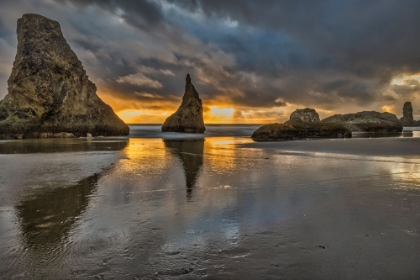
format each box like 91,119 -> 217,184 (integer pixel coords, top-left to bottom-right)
285,108 -> 320,124
161,74 -> 205,133
400,102 -> 414,123
0,14 -> 129,139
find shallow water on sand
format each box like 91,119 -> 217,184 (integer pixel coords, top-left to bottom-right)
1,133 -> 420,279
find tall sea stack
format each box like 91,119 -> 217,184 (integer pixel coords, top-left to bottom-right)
400,102 -> 414,123
161,74 -> 205,133
0,14 -> 129,139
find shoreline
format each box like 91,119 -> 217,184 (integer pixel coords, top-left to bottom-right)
240,136 -> 420,157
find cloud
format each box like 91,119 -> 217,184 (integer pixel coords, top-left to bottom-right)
116,73 -> 163,88
1,0 -> 420,121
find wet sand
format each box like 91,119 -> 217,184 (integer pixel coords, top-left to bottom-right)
243,136 -> 420,157
1,136 -> 420,279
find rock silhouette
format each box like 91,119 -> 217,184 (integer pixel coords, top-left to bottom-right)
252,122 -> 351,141
162,74 -> 205,133
0,14 -> 129,139
322,111 -> 402,132
253,107 -> 351,141
285,108 -> 320,124
400,102 -> 414,124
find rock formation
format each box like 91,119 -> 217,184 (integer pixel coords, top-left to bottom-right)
285,108 -> 320,124
252,108 -> 351,141
161,74 -> 205,133
400,102 -> 414,125
251,122 -> 351,141
0,14 -> 129,139
321,111 -> 402,132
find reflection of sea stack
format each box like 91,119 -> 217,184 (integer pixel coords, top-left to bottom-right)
161,74 -> 205,133
0,14 -> 129,139
15,174 -> 99,249
164,139 -> 204,199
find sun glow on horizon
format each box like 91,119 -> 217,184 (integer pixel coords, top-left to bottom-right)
116,109 -> 170,124
205,106 -> 235,124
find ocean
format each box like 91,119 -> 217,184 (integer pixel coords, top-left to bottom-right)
0,125 -> 420,279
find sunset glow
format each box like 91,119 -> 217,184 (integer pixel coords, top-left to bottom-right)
205,106 -> 235,124
1,1 -> 415,125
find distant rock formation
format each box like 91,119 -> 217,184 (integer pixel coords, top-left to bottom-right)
0,13 -> 129,139
161,74 -> 205,133
251,122 -> 351,141
252,107 -> 351,141
398,101 -> 420,126
400,102 -> 414,123
322,111 -> 402,132
285,108 -> 320,124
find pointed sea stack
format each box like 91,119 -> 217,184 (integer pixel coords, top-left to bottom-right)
161,74 -> 205,133
0,14 -> 129,139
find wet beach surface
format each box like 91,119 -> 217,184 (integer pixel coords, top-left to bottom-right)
0,130 -> 420,279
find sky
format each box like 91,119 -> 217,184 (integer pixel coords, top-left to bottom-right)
1,0 -> 420,124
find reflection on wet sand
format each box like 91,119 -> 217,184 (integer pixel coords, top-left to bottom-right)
15,174 -> 99,249
164,139 -> 204,199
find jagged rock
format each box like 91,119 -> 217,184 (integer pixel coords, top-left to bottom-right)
400,102 -> 414,124
251,122 -> 351,141
285,108 -> 320,124
161,74 -> 205,133
322,111 -> 402,132
0,13 -> 129,139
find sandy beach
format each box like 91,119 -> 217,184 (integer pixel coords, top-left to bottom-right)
1,129 -> 420,279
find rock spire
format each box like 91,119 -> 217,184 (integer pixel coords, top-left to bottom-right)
161,74 -> 205,133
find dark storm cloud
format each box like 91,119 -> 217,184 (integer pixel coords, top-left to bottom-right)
1,0 -> 420,117
57,0 -> 164,29
169,0 -> 420,108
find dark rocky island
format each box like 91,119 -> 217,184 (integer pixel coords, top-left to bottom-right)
321,111 -> 402,132
162,74 -> 205,133
252,108 -> 351,141
0,14 -> 129,139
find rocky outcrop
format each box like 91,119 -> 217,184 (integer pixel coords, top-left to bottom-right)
251,122 -> 351,141
285,108 -> 320,124
321,111 -> 402,132
0,14 -> 129,139
398,101 -> 420,126
252,107 -> 351,141
400,102 -> 414,123
161,74 -> 205,133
